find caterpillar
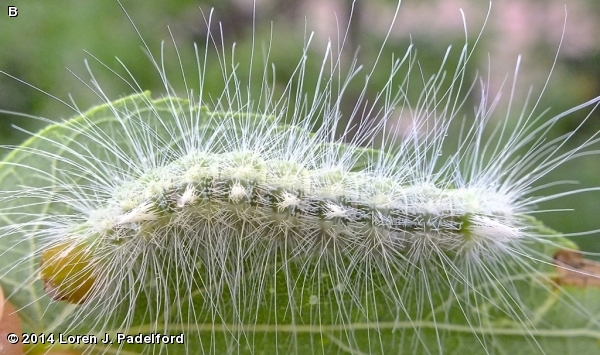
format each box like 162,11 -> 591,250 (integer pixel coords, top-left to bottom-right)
1,1 -> 600,355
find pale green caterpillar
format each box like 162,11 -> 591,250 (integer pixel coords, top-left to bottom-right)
38,95 -> 517,306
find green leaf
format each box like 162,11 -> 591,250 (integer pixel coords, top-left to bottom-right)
1,93 -> 599,355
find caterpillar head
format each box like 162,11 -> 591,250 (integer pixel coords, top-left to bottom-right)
39,241 -> 97,305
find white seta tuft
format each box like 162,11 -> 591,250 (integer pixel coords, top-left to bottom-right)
1,1 -> 600,354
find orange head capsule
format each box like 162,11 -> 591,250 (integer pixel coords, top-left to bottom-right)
39,241 -> 97,304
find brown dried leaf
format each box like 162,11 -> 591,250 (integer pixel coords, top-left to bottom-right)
553,250 -> 600,287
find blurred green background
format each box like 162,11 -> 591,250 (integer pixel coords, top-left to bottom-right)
0,0 -> 599,253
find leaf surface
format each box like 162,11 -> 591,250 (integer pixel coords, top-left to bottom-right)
0,94 -> 598,354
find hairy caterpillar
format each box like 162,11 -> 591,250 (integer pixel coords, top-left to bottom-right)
1,1 -> 600,355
